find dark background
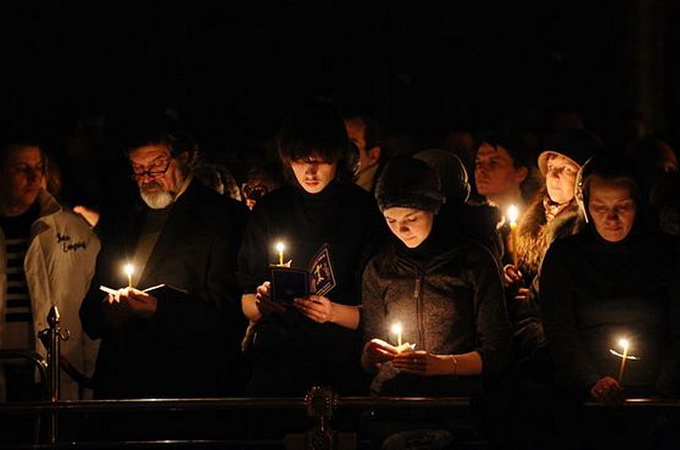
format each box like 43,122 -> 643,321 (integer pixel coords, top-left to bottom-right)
0,1 -> 677,157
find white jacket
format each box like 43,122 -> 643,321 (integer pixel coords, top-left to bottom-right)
0,190 -> 100,400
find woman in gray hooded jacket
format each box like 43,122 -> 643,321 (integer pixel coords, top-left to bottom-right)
361,157 -> 513,396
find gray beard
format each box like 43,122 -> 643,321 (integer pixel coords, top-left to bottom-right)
140,190 -> 176,209
138,169 -> 188,209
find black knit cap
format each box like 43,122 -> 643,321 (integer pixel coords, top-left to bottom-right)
413,149 -> 470,205
375,157 -> 445,213
538,129 -> 604,176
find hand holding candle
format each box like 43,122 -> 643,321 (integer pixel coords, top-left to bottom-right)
363,338 -> 400,368
391,322 -> 416,353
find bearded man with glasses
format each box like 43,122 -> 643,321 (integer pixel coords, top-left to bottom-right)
80,118 -> 249,403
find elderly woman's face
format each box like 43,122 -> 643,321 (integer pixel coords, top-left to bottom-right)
588,176 -> 637,243
545,154 -> 580,204
383,207 -> 435,248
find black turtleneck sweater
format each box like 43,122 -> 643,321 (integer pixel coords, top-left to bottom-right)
237,180 -> 385,394
362,218 -> 513,395
541,225 -> 680,397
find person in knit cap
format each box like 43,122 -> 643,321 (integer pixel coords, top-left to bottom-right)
361,157 -> 513,449
413,149 -> 504,262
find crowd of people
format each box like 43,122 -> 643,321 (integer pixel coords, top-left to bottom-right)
1,99 -> 679,449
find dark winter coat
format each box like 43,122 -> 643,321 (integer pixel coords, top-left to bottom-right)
238,181 -> 385,395
81,179 -> 249,398
362,222 -> 513,396
541,226 -> 680,397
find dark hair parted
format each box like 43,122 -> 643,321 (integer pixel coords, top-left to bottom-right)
277,99 -> 358,183
478,131 -> 531,169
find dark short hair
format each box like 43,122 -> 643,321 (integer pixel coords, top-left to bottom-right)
0,135 -> 46,168
277,99 -> 357,183
345,115 -> 384,152
478,131 -> 531,169
121,113 -> 197,161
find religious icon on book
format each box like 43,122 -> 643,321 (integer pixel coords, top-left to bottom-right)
270,243 -> 336,304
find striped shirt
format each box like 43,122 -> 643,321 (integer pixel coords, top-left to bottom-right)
1,203 -> 39,350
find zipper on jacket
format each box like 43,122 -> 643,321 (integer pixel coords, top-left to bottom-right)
414,272 -> 425,349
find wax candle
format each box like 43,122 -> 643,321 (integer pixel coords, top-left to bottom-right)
124,263 -> 134,288
617,338 -> 630,384
507,205 -> 519,267
391,322 -> 403,347
276,242 -> 285,266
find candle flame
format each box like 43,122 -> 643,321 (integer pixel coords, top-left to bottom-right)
391,322 -> 402,335
618,338 -> 629,351
507,205 -> 519,225
276,242 -> 285,253
123,263 -> 134,277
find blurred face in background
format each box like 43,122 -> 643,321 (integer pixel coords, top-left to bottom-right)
383,207 -> 434,248
0,145 -> 45,215
587,175 -> 637,243
129,144 -> 188,209
345,118 -> 380,173
545,153 -> 580,204
654,142 -> 678,173
289,155 -> 337,194
474,143 -> 527,199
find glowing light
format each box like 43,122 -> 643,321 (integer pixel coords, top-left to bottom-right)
507,205 -> 520,266
507,205 -> 519,227
275,242 -> 285,266
609,337 -> 640,384
123,263 -> 134,288
391,322 -> 403,347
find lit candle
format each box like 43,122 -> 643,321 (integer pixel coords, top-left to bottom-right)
391,322 -> 403,347
608,337 -> 640,385
617,338 -> 630,384
276,242 -> 285,266
507,205 -> 519,267
124,263 -> 134,288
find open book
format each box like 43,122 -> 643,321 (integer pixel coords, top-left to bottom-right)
270,244 -> 336,304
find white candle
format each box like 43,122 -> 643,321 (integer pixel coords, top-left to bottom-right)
617,338 -> 630,384
124,263 -> 134,288
507,205 -> 519,266
276,242 -> 285,266
391,322 -> 403,347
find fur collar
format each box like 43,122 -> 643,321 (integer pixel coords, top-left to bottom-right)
515,188 -> 583,278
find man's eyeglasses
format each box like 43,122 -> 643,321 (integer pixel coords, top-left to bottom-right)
131,159 -> 171,180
